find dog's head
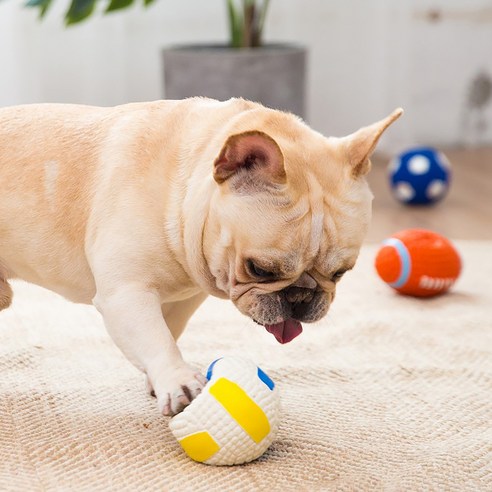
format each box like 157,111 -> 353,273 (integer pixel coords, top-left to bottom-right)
203,107 -> 402,343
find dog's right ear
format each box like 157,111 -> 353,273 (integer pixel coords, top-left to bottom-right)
214,131 -> 286,185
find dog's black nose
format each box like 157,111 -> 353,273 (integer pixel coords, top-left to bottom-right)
284,286 -> 315,305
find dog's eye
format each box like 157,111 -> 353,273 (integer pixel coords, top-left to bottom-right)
331,270 -> 347,282
247,260 -> 276,280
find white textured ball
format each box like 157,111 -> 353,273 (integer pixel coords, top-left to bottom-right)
169,357 -> 280,466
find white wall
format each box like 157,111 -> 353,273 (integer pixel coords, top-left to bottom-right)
1,0 -> 491,150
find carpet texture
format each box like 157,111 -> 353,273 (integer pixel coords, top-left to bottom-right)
1,242 -> 491,491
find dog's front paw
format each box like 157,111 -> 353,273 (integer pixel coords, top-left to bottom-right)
151,366 -> 207,417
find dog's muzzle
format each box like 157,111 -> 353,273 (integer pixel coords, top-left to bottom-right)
261,272 -> 324,345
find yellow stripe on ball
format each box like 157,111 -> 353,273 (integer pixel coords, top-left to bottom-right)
178,431 -> 220,463
209,377 -> 270,443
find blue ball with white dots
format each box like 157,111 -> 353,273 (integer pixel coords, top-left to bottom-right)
388,147 -> 451,205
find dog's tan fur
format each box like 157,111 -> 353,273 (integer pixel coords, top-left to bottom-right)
0,98 -> 401,415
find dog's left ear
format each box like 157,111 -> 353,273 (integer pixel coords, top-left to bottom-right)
214,131 -> 286,185
341,108 -> 403,177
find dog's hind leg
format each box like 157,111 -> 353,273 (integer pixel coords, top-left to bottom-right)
0,278 -> 13,310
0,263 -> 13,310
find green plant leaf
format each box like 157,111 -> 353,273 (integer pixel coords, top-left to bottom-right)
65,0 -> 98,25
106,0 -> 134,13
227,0 -> 243,48
243,0 -> 255,47
24,0 -> 54,18
241,0 -> 269,47
144,0 -> 156,6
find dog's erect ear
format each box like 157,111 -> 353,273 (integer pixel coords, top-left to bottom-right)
214,131 -> 286,185
341,108 -> 403,177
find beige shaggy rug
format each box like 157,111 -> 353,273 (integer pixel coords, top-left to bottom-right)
0,242 -> 491,491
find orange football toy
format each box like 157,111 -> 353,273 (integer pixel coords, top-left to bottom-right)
375,229 -> 461,297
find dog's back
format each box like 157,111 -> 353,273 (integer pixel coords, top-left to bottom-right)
0,98 -> 260,306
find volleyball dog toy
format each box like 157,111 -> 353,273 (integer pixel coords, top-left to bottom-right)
388,147 -> 451,205
169,357 -> 280,466
375,229 -> 461,297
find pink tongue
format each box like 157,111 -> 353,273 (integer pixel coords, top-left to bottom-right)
265,319 -> 303,344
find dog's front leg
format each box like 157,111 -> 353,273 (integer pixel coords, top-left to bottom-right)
93,286 -> 207,416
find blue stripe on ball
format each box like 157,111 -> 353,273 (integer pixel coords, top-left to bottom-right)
206,358 -> 222,381
383,238 -> 412,288
257,367 -> 275,391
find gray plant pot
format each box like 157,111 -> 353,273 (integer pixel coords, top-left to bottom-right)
162,44 -> 307,119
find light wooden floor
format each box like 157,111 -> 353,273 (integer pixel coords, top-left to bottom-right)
366,147 -> 492,242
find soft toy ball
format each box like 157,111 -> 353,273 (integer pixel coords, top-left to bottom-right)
388,147 -> 451,205
375,229 -> 461,297
169,357 -> 280,466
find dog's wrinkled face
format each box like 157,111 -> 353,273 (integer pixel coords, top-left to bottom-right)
204,109 -> 402,343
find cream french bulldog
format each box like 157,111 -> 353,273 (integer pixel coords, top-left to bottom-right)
0,98 -> 402,416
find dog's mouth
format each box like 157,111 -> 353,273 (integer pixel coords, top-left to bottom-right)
256,319 -> 303,344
